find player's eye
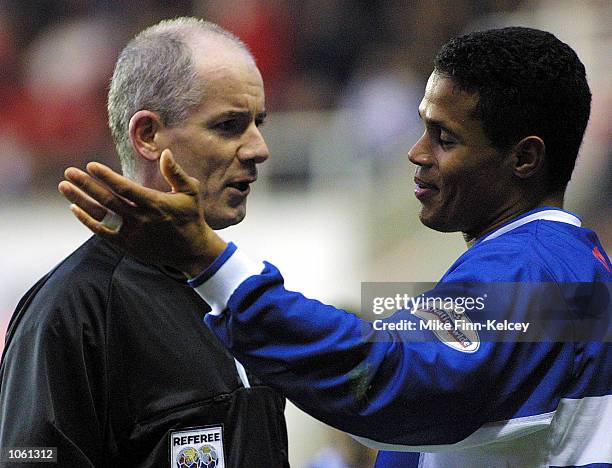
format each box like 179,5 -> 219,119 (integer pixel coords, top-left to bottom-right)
438,131 -> 456,148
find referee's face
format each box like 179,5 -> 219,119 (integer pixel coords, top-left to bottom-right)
155,46 -> 269,230
409,72 -> 518,239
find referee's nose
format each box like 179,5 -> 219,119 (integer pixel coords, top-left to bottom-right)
237,124 -> 269,165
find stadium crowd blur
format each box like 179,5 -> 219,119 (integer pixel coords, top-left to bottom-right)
1,0 -> 608,202
3,0 -> 494,191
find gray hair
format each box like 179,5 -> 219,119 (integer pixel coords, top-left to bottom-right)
107,17 -> 252,178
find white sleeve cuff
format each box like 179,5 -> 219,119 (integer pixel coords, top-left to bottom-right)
192,248 -> 265,316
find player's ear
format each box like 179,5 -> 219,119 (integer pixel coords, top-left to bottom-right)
129,110 -> 164,162
511,136 -> 545,180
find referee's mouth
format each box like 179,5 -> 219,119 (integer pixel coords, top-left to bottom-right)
226,177 -> 257,197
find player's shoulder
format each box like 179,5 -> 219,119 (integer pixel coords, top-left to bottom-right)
444,220 -> 610,282
528,219 -> 611,281
443,224 -> 546,282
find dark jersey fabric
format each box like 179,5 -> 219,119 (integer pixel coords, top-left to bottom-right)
0,236 -> 289,467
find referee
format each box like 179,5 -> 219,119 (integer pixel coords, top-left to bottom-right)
1,18 -> 288,467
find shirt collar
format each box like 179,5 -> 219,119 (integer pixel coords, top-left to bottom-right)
479,207 -> 582,244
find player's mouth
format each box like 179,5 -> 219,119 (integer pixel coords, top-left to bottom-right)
226,177 -> 256,197
414,177 -> 439,200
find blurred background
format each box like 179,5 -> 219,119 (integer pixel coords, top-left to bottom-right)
0,0 -> 610,466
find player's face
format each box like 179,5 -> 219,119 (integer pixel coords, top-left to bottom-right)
159,50 -> 268,230
408,72 -> 516,238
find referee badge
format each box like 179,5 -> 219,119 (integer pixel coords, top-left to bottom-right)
170,425 -> 225,468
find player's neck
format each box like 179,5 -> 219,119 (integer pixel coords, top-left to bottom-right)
463,192 -> 565,247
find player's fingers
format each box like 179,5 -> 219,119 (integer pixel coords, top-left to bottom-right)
69,203 -> 122,239
64,167 -> 133,215
58,180 -> 108,221
160,149 -> 200,195
86,162 -> 161,208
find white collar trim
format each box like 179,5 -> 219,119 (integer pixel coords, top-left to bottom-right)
480,209 -> 581,243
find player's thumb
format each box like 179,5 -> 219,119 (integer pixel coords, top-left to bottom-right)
160,149 -> 199,194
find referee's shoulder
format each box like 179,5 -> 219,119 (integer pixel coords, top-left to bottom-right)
11,236 -> 123,333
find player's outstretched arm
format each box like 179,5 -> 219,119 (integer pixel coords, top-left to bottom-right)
58,150 -> 226,276
57,153 -> 563,450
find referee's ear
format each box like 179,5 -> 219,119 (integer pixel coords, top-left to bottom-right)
129,110 -> 163,162
511,136 -> 545,180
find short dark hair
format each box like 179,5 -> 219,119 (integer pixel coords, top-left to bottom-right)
434,27 -> 591,192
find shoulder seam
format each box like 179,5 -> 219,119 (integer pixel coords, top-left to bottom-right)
527,221 -> 560,283
101,249 -> 128,446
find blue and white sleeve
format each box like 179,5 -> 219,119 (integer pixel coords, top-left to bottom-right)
189,244 -> 573,450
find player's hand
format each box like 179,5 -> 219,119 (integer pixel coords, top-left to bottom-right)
58,149 -> 227,277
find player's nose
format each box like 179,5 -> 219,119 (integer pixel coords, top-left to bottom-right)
408,131 -> 433,167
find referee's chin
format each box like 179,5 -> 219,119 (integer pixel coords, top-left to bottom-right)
206,206 -> 247,231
